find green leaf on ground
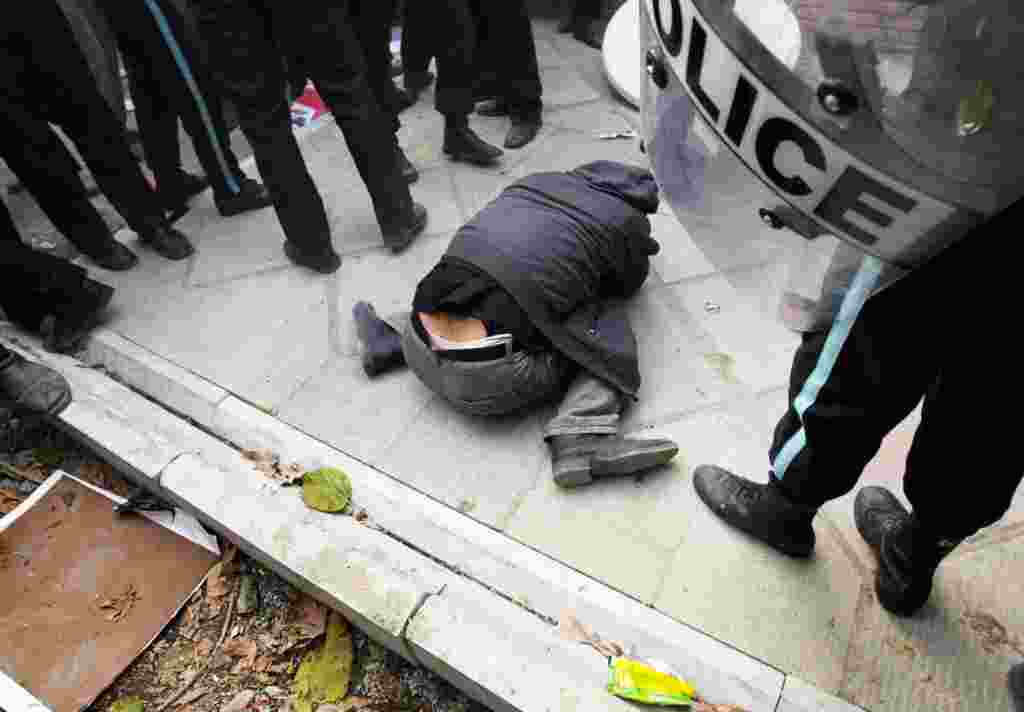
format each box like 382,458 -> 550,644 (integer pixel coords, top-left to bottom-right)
292,612 -> 353,712
110,696 -> 144,712
32,447 -> 65,466
302,468 -> 352,513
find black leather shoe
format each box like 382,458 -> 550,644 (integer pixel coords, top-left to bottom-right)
476,99 -> 509,117
78,238 -> 139,272
139,225 -> 195,261
397,146 -> 419,184
855,487 -> 960,616
215,177 -> 274,217
161,170 -> 210,219
382,202 -> 427,254
443,126 -> 503,166
404,70 -> 434,101
283,241 -> 341,274
353,301 -> 406,377
40,279 -> 115,355
505,115 -> 542,149
0,349 -> 72,416
1010,662 -> 1024,712
694,465 -> 817,557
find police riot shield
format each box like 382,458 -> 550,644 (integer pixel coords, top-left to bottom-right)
640,0 -> 1024,330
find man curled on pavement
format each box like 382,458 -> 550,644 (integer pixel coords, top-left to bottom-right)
354,161 -> 679,487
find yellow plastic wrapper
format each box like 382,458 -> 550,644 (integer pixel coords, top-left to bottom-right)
606,657 -> 696,706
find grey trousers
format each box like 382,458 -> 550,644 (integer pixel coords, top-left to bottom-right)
397,313 -> 624,439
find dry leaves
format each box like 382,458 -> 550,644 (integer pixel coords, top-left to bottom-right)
0,487 -> 21,514
241,449 -> 304,485
961,610 -> 1024,655
0,461 -> 48,484
221,689 -> 255,712
97,583 -> 141,622
206,563 -> 233,601
558,610 -> 624,658
78,461 -> 133,497
274,595 -> 328,653
175,687 -> 208,707
223,638 -> 259,673
693,704 -> 750,712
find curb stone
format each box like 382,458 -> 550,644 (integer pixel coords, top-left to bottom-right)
1,326 -> 862,711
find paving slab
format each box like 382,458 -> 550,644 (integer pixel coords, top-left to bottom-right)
838,535 -> 1024,711
276,356 -> 436,462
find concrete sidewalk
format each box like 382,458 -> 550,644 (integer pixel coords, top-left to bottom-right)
11,18 -> 1023,711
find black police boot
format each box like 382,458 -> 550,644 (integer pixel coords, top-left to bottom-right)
353,301 -> 406,377
283,241 -> 341,274
215,176 -> 274,217
443,120 -> 504,166
1009,662 -> 1024,712
855,487 -> 960,616
381,202 -> 428,254
75,237 -> 139,272
693,465 -> 817,557
139,225 -> 195,261
505,114 -> 542,149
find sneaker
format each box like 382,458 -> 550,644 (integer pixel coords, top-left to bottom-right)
693,465 -> 817,557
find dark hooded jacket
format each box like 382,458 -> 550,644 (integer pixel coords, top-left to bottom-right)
442,161 -> 661,397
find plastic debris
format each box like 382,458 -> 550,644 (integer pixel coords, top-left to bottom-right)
606,657 -> 696,706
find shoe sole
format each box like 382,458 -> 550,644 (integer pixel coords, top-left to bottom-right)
555,443 -> 679,489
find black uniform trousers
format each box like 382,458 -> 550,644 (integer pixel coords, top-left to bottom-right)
351,0 -> 401,138
0,1 -> 166,239
194,0 -> 412,252
95,0 -> 244,203
410,0 -> 542,120
1,199 -> 91,332
0,119 -> 111,256
769,199 -> 1024,541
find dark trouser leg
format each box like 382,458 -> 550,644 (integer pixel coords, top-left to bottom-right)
0,116 -> 112,253
434,0 -> 478,118
351,0 -> 401,137
101,0 -> 243,200
123,49 -> 184,203
194,0 -> 331,253
476,0 -> 542,118
544,373 -> 623,438
400,0 -> 433,76
768,255 -> 939,508
272,0 -> 412,232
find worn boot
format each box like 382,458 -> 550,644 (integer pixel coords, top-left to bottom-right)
283,241 -> 342,274
549,434 -> 678,488
215,176 -> 274,217
855,487 -> 960,616
39,279 -> 115,355
381,202 -> 428,254
505,114 -> 542,149
1010,662 -> 1024,712
353,302 -> 406,377
693,465 -> 817,557
0,348 -> 72,417
443,119 -> 504,166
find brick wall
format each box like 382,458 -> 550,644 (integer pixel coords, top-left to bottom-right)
792,0 -> 923,51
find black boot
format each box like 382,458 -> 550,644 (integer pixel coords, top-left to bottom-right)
283,241 -> 341,274
160,169 -> 210,220
505,114 -> 542,149
1010,662 -> 1024,712
443,118 -> 503,166
381,202 -> 428,254
40,278 -> 115,355
138,225 -> 195,261
74,236 -> 139,272
476,99 -> 509,117
0,347 -> 72,417
396,145 -> 419,184
353,302 -> 406,377
854,487 -> 960,616
215,177 -> 274,217
550,434 -> 679,488
693,465 -> 817,557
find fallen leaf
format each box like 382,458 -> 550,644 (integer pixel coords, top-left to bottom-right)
111,696 -> 145,712
206,563 -> 232,600
354,510 -> 368,523
1,487 -> 21,514
292,612 -> 353,712
594,639 -> 625,658
78,461 -> 132,496
337,698 -> 373,712
301,468 -> 352,513
242,449 -> 276,463
0,461 -> 48,484
223,638 -> 259,671
693,704 -> 750,712
254,655 -> 274,673
221,690 -> 255,712
194,639 -> 214,659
